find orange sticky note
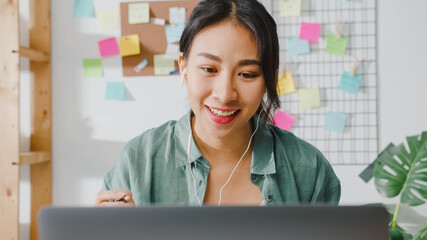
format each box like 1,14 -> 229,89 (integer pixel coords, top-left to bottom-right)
277,72 -> 295,95
119,34 -> 140,57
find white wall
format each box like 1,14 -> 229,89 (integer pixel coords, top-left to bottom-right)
17,0 -> 427,238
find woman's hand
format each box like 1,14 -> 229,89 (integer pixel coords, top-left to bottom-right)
95,190 -> 135,207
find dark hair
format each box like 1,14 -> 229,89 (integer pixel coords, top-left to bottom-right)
180,0 -> 281,123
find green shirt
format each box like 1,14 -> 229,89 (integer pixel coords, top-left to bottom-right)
103,114 -> 341,206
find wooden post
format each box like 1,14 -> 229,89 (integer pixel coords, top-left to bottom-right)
0,0 -> 20,239
29,0 -> 52,239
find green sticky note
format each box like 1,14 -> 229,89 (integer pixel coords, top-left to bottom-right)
299,88 -> 321,109
325,34 -> 348,56
83,58 -> 102,77
154,54 -> 175,75
105,82 -> 125,101
97,10 -> 118,30
128,3 -> 150,24
73,0 -> 94,18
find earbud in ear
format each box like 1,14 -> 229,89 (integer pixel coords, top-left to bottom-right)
181,68 -> 188,87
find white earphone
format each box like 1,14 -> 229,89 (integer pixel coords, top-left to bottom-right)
181,68 -> 187,87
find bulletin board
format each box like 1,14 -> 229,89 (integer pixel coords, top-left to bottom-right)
120,0 -> 199,76
266,0 -> 378,165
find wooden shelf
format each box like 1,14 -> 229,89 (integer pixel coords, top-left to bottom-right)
13,151 -> 51,166
15,46 -> 50,63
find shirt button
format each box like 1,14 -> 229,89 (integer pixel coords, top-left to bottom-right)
199,180 -> 203,185
267,195 -> 273,202
251,175 -> 257,181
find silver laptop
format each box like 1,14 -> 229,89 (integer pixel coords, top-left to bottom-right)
38,205 -> 389,240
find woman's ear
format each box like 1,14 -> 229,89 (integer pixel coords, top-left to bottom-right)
178,52 -> 188,87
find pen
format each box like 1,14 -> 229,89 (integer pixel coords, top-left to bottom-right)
108,195 -> 130,202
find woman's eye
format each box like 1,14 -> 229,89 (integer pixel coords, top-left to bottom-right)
202,67 -> 217,73
239,72 -> 259,78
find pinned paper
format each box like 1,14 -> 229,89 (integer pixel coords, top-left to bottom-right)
300,22 -> 321,43
324,112 -> 347,133
98,37 -> 120,58
169,7 -> 186,24
338,71 -> 363,95
165,44 -> 180,61
280,0 -> 302,17
299,88 -> 321,109
325,34 -> 348,56
154,54 -> 175,75
97,10 -> 118,30
273,110 -> 296,131
128,3 -> 150,24
134,59 -> 149,73
288,36 -> 310,56
73,0 -> 94,18
277,72 -> 295,95
165,24 -> 185,43
83,58 -> 102,77
105,82 -> 125,101
151,17 -> 166,26
119,34 -> 140,57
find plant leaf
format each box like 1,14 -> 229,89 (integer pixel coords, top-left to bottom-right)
374,132 -> 427,206
413,226 -> 427,240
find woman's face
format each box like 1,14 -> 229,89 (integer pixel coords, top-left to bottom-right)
180,20 -> 266,140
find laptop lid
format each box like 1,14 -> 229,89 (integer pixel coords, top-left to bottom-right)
38,206 -> 389,240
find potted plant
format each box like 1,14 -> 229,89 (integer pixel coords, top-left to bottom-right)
374,131 -> 427,239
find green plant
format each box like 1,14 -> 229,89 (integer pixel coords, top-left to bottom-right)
374,131 -> 427,240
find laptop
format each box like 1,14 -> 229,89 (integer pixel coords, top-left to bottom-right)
38,205 -> 389,240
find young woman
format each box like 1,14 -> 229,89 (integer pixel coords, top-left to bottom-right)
95,0 -> 340,207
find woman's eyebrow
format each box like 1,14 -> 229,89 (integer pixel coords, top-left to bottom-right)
197,53 -> 261,66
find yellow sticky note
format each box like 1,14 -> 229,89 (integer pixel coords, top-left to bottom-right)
299,88 -> 321,109
97,10 -> 118,30
154,54 -> 175,75
277,72 -> 295,95
280,0 -> 302,17
119,34 -> 140,57
128,3 -> 150,24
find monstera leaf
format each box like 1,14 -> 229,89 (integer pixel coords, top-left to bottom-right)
374,132 -> 427,206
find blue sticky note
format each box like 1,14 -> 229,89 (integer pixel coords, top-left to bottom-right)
165,24 -> 185,43
105,82 -> 125,101
73,0 -> 94,18
325,112 -> 347,133
288,36 -> 310,56
338,71 -> 363,95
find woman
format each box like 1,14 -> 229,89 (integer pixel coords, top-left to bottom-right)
95,0 -> 340,207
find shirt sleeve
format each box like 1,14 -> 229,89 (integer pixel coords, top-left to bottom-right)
101,144 -> 132,192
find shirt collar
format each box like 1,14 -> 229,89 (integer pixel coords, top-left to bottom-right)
174,111 -> 277,176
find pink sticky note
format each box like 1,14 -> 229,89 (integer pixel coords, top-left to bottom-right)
273,110 -> 296,131
300,22 -> 321,43
98,37 -> 120,58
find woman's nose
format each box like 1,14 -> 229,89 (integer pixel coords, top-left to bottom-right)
211,72 -> 238,104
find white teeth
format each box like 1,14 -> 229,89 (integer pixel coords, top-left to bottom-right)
208,106 -> 237,117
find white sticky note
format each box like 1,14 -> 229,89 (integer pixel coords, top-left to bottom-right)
151,17 -> 166,26
169,7 -> 186,24
128,3 -> 150,24
165,44 -> 180,61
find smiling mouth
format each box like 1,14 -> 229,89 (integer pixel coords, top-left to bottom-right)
206,106 -> 239,117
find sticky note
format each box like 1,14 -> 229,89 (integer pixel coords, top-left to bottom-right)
288,36 -> 310,56
277,72 -> 295,95
169,7 -> 186,24
338,71 -> 363,95
280,0 -> 302,17
273,110 -> 296,131
299,88 -> 321,109
300,22 -> 321,43
128,3 -> 150,24
97,10 -> 118,30
98,37 -> 120,58
134,59 -> 148,72
165,24 -> 185,43
73,0 -> 94,18
105,82 -> 125,101
151,17 -> 166,26
154,54 -> 175,75
119,34 -> 140,57
165,44 -> 180,61
83,58 -> 102,77
325,34 -> 348,56
324,112 -> 347,133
